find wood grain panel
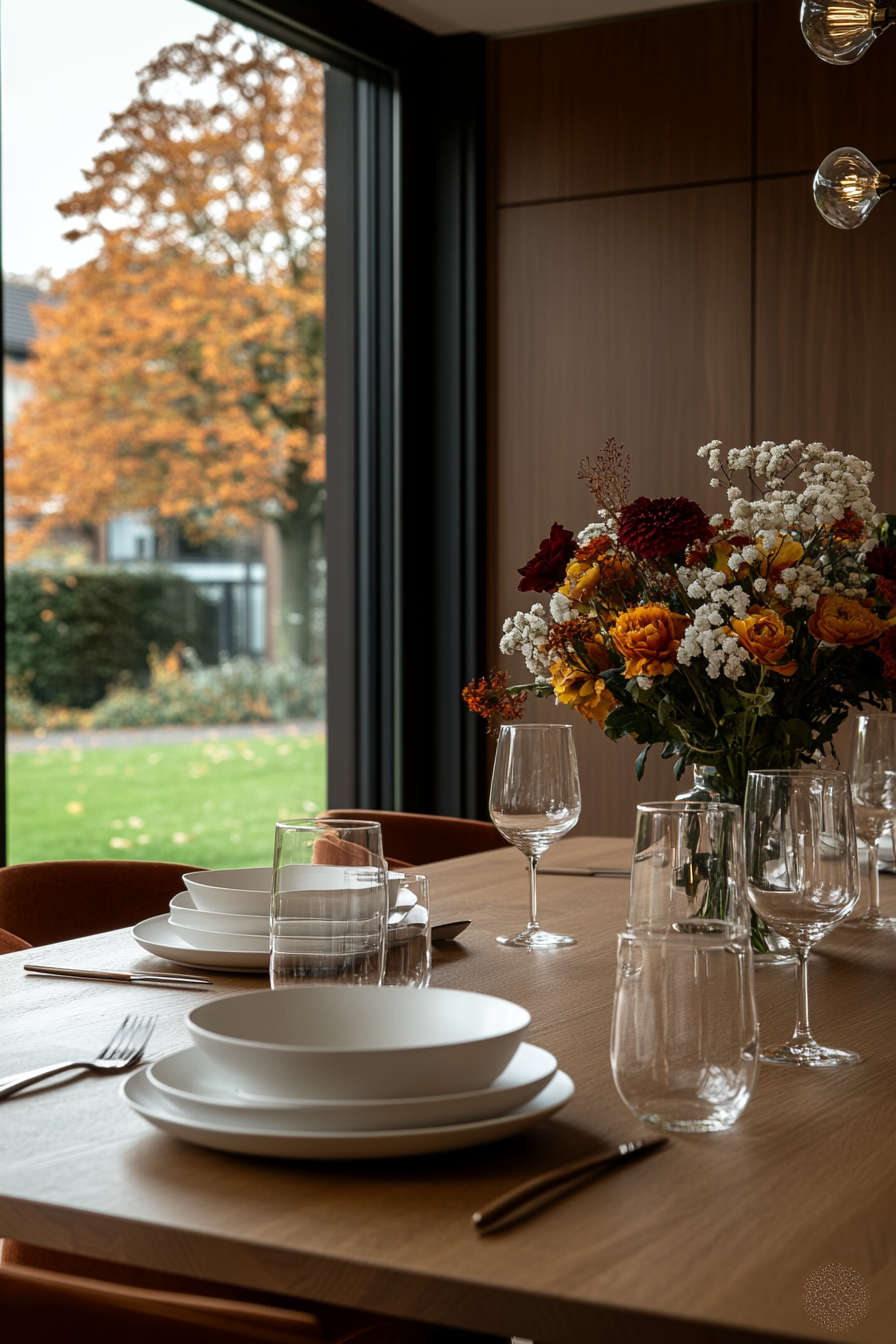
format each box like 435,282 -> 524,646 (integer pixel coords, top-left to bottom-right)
754,172 -> 896,510
757,0 -> 896,176
1,853 -> 895,1343
490,184 -> 752,836
496,4 -> 753,206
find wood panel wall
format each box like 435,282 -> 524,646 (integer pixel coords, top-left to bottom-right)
488,0 -> 896,838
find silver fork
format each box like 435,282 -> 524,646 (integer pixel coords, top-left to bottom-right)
0,1014 -> 156,1100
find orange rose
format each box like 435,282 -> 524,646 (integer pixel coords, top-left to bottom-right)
757,535 -> 804,583
729,609 -> 798,675
611,604 -> 690,678
808,595 -> 884,647
561,552 -> 635,606
550,658 -> 616,725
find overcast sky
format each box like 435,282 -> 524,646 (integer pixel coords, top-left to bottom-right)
1,0 -> 219,279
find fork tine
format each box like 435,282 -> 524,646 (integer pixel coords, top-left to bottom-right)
97,1015 -> 136,1060
124,1015 -> 156,1063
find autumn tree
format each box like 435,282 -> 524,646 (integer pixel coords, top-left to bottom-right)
6,20 -> 325,662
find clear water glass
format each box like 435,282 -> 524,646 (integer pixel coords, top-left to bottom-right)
851,712 -> 896,931
628,801 -> 752,935
270,820 -> 387,988
489,723 -> 581,949
611,926 -> 759,1132
743,770 -> 861,1066
384,874 -> 431,988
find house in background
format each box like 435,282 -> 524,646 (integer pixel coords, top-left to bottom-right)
3,275 -> 270,660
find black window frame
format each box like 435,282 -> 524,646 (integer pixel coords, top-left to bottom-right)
0,0 -> 488,863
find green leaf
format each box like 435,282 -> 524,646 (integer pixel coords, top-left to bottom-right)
635,743 -> 652,781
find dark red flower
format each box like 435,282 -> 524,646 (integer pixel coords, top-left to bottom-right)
877,627 -> 896,688
865,545 -> 896,581
517,523 -> 577,592
617,496 -> 714,560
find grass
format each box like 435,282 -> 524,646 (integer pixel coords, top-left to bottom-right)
7,731 -> 327,869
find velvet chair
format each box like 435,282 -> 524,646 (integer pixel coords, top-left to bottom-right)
0,859 -> 205,947
315,810 -> 505,869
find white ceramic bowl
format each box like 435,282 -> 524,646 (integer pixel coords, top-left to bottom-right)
184,868 -> 272,916
186,986 -> 530,1100
171,921 -> 270,953
145,1041 -> 556,1131
169,892 -> 270,937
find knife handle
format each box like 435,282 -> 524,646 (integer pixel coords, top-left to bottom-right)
472,1138 -> 669,1233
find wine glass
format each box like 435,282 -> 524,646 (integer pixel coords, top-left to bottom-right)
851,712 -> 896,931
743,770 -> 861,1067
489,723 -> 581,949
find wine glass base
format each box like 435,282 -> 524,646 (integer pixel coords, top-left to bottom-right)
761,1041 -> 861,1068
847,911 -> 896,931
497,928 -> 576,949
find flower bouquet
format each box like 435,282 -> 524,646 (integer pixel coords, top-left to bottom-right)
464,438 -> 895,944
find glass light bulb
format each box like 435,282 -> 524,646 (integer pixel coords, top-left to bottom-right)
800,0 -> 880,64
813,147 -> 891,229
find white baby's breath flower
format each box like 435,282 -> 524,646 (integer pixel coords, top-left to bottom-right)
636,675 -> 654,690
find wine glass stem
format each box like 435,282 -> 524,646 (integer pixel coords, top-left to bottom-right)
868,839 -> 881,917
528,855 -> 540,931
793,946 -> 813,1048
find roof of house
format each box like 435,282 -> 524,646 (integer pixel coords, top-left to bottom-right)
3,280 -> 46,358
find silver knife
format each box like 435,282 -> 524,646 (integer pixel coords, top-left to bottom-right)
472,1137 -> 670,1233
24,964 -> 212,988
538,866 -> 631,878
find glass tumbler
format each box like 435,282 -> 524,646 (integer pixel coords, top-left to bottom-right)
270,820 -> 388,988
384,874 -> 431,988
628,801 -> 752,935
611,926 -> 759,1132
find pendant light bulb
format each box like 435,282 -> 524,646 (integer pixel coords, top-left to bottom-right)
813,147 -> 892,229
800,1 -> 895,65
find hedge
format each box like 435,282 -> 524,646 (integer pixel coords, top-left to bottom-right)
6,567 -> 219,708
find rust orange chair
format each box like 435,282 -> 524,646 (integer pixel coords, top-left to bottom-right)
315,810 -> 505,870
0,859 -> 206,948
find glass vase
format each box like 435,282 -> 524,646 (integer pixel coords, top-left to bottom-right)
677,765 -> 797,965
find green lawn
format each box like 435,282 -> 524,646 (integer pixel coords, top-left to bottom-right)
7,732 -> 326,869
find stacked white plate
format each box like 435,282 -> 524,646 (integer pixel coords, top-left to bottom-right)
122,986 -> 575,1158
132,869 -> 273,972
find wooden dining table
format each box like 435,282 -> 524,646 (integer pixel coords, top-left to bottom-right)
1,834 -> 894,1344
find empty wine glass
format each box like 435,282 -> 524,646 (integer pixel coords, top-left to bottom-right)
489,723 -> 581,949
851,712 -> 896,931
743,770 -> 861,1067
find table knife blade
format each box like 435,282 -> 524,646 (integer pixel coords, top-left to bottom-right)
24,964 -> 212,987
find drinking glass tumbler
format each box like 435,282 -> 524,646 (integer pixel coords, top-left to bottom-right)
851,712 -> 896,930
270,820 -> 388,988
743,770 -> 861,1066
611,926 -> 759,1132
489,723 -> 581,949
628,801 -> 752,935
384,874 -> 431,988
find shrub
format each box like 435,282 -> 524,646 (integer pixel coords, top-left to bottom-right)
6,567 -> 219,707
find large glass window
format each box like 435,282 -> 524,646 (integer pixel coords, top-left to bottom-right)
2,0 -> 327,866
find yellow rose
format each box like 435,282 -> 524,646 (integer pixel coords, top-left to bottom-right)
611,604 -> 690,678
808,595 -> 884,647
729,609 -> 798,675
561,553 -> 635,607
551,658 -> 616,725
757,535 -> 804,582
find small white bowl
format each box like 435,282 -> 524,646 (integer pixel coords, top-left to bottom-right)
184,868 -> 272,916
187,986 -> 530,1100
169,892 -> 270,937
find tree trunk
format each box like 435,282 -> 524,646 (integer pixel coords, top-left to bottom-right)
275,470 -> 325,665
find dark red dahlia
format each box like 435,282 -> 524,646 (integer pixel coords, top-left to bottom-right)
617,496 -> 714,560
865,545 -> 896,581
517,522 -> 577,592
877,627 -> 896,688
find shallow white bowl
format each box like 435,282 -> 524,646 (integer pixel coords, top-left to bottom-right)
145,1041 -> 557,1131
171,920 -> 269,952
184,868 -> 272,916
187,986 -> 530,1100
169,892 -> 270,937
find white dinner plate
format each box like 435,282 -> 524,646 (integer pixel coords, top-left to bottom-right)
169,892 -> 270,938
132,913 -> 269,972
144,1042 -> 558,1131
122,1067 -> 574,1158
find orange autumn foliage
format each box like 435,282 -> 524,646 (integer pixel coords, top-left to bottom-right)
6,20 -> 325,557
